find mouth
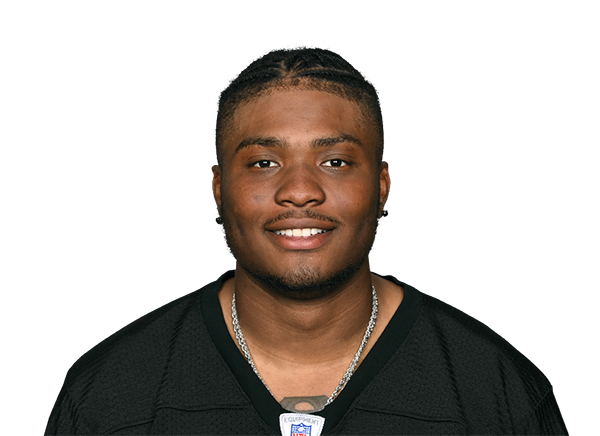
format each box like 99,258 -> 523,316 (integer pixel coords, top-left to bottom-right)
267,226 -> 332,250
272,228 -> 329,237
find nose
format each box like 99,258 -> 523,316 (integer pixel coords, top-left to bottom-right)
274,164 -> 326,207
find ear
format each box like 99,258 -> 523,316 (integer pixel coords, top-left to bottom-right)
212,165 -> 223,215
378,161 -> 390,217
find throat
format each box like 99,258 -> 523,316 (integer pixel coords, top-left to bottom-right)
231,286 -> 378,409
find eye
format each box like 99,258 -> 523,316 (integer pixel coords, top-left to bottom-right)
252,160 -> 278,168
322,159 -> 348,167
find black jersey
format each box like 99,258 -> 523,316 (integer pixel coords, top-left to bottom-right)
46,271 -> 567,435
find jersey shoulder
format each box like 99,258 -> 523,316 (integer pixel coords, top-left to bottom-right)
359,278 -> 564,433
46,273 -> 230,435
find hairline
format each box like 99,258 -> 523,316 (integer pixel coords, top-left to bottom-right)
216,79 -> 384,168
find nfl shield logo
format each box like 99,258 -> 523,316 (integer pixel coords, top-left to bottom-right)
291,423 -> 311,436
280,413 -> 324,436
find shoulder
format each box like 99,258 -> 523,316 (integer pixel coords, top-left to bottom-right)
413,286 -> 552,399
56,292 -> 201,434
415,290 -> 562,431
417,289 -> 548,387
364,276 -> 564,433
46,272 -> 232,435
63,279 -> 216,392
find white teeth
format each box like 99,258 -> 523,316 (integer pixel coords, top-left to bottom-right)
273,228 -> 327,237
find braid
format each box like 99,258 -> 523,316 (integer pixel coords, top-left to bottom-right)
216,48 -> 383,165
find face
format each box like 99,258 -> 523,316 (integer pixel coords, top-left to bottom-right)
213,89 -> 390,297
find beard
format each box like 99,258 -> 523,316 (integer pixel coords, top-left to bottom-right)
236,248 -> 372,300
221,203 -> 380,300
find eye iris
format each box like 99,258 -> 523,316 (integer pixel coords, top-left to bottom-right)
330,159 -> 343,166
258,160 -> 271,168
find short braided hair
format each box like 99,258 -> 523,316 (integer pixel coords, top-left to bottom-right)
216,48 -> 383,165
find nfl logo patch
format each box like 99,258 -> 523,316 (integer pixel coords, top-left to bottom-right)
291,423 -> 311,436
280,413 -> 324,436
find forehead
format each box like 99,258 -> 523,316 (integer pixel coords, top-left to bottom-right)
224,89 -> 374,151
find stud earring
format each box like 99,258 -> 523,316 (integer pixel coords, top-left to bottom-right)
381,207 -> 387,222
213,209 -> 223,230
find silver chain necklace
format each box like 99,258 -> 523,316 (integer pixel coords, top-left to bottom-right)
231,286 -> 378,409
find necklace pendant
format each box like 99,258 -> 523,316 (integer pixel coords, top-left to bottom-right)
279,413 -> 325,436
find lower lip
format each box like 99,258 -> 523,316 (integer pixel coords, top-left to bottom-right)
268,231 -> 331,250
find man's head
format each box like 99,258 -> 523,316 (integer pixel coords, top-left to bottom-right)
213,48 -> 389,298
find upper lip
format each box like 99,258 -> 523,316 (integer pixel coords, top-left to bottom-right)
265,219 -> 337,232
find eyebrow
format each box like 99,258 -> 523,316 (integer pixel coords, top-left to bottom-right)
234,134 -> 363,154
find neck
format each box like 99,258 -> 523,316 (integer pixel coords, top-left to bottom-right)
222,263 -> 375,366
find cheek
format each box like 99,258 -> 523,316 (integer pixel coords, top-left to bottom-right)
239,194 -> 269,226
228,189 -> 268,214
223,185 -> 268,228
334,180 -> 379,217
252,193 -> 268,203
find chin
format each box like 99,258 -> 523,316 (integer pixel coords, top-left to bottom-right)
240,258 -> 368,300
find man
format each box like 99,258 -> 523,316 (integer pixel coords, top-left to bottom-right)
46,48 -> 568,435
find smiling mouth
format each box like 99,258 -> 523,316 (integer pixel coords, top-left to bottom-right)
272,228 -> 329,237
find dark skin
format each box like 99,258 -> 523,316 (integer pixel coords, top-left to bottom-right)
212,89 -> 403,412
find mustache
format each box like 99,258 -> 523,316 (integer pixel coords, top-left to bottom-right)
264,209 -> 343,227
